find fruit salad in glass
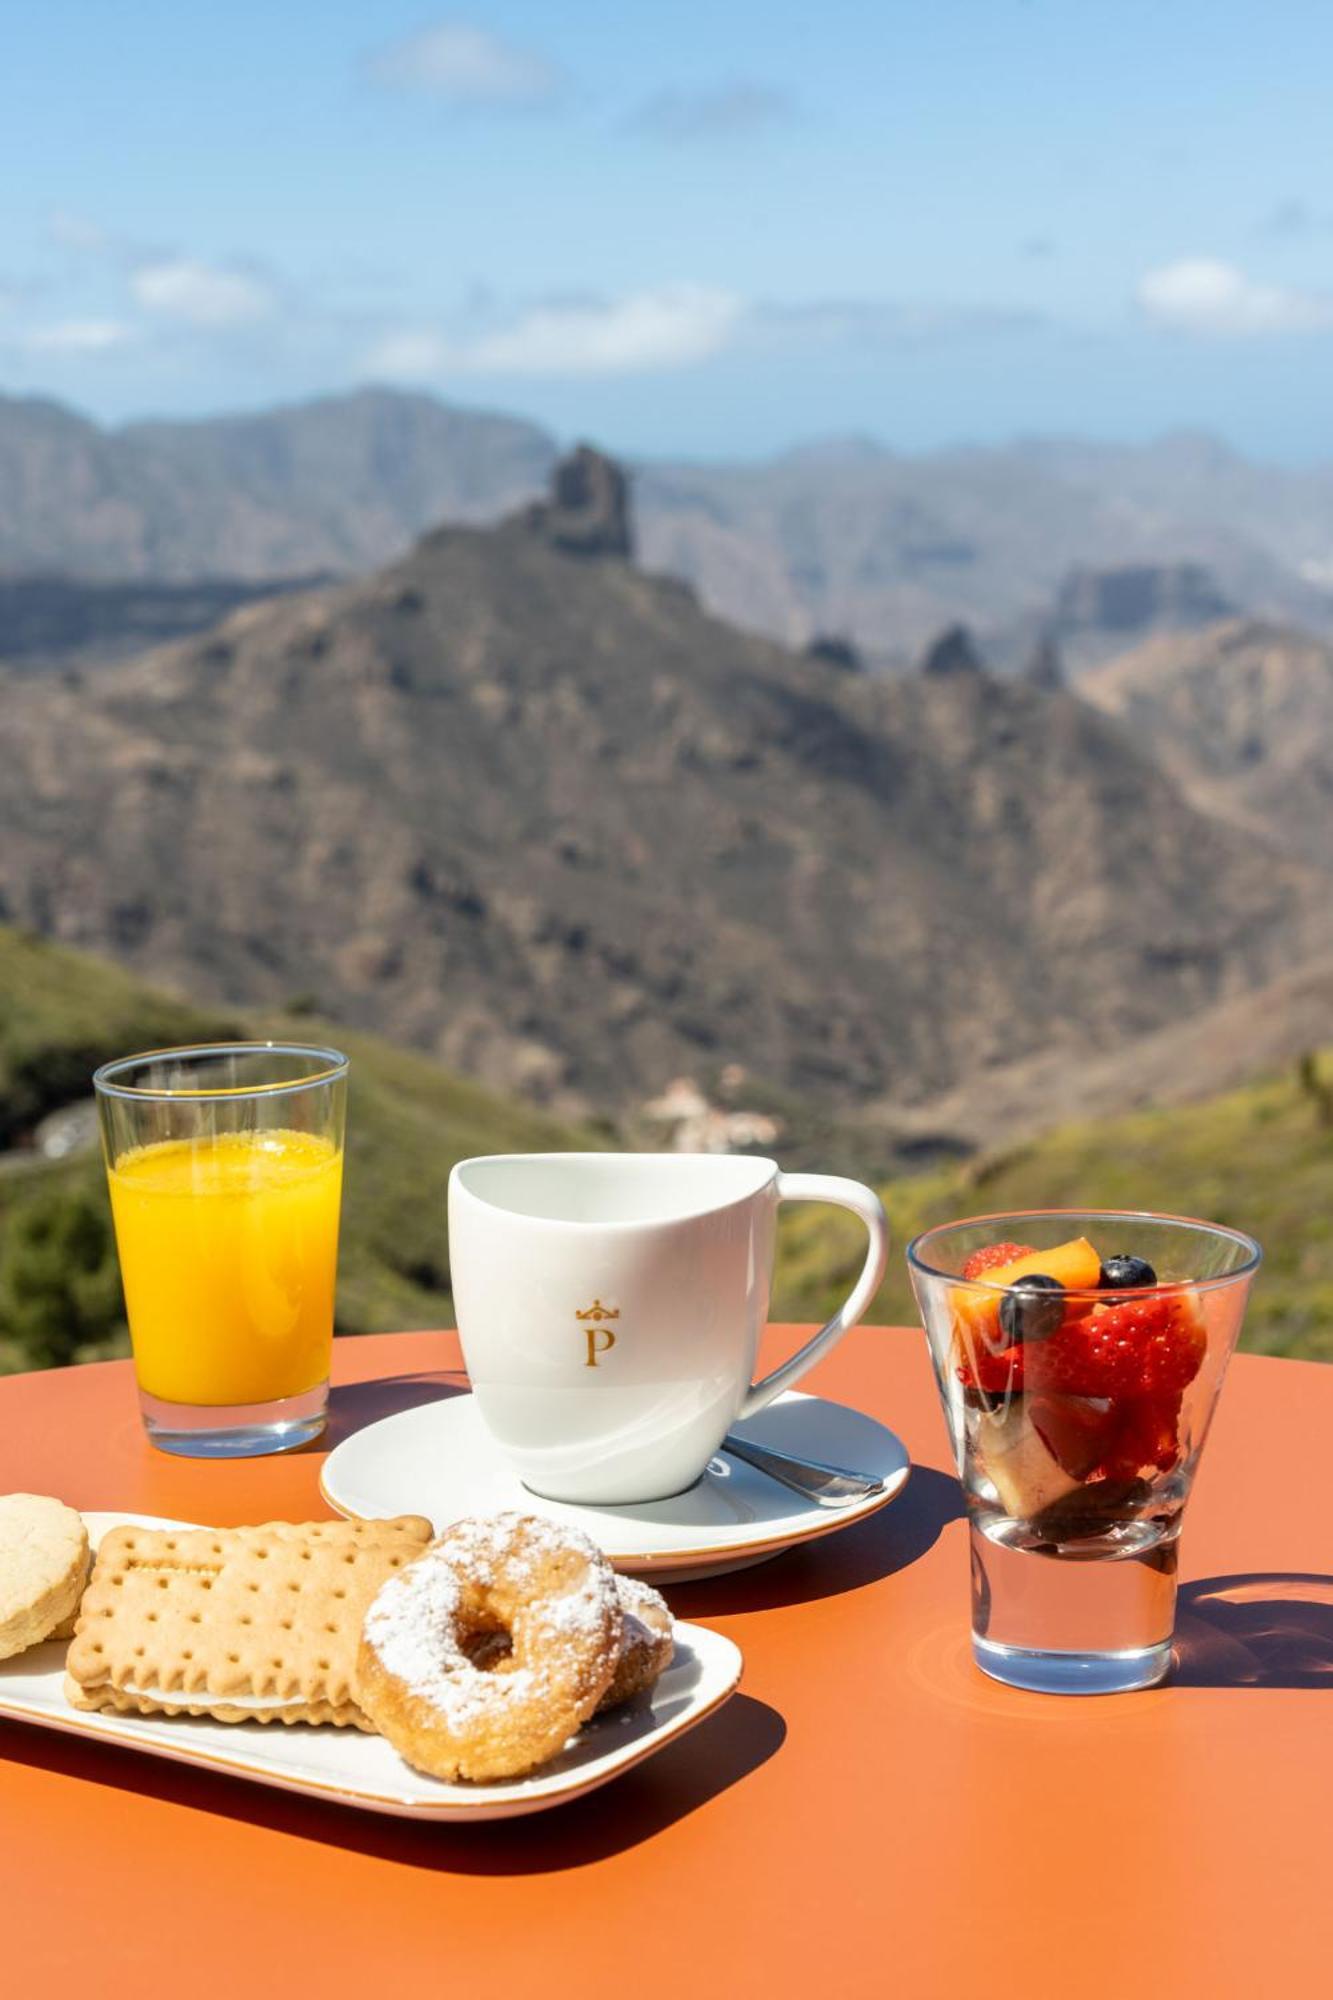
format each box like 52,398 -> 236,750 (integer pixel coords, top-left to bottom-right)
909,1211 -> 1260,1694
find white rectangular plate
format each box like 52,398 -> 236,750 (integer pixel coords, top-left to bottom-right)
0,1513 -> 743,1821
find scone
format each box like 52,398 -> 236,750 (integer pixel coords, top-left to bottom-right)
0,1494 -> 90,1660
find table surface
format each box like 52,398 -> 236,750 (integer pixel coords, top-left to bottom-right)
1,1327 -> 1330,1999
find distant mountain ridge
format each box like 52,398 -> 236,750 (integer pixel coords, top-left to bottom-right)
985,560 -> 1241,679
1,454 -> 1324,1123
634,439 -> 1333,661
2,389 -> 1331,664
0,573 -> 324,673
0,388 -> 556,581
1082,618 -> 1333,871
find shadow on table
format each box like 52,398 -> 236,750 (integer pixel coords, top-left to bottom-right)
313,1372 -> 468,1451
0,1692 -> 784,1871
1173,1574 -> 1333,1689
670,1464 -> 964,1620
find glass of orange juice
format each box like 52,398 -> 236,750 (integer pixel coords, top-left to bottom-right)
93,1042 -> 348,1457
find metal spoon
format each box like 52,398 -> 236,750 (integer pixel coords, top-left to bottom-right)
719,1432 -> 885,1507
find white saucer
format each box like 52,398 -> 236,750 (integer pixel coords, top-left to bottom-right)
0,1514 -> 742,1822
321,1390 -> 910,1582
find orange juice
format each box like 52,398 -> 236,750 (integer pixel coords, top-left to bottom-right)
108,1128 -> 342,1405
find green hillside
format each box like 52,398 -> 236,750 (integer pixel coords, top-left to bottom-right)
1,927 -> 1329,1372
0,930 -> 598,1371
776,1057 -> 1333,1362
0,926 -> 235,1148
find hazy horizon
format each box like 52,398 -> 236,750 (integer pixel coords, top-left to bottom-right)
9,376 -> 1333,478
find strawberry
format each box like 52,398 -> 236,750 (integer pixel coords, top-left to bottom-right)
957,1341 -> 1023,1395
1027,1393 -> 1121,1480
961,1241 -> 1037,1280
959,1288 -> 1206,1399
1097,1393 -> 1184,1481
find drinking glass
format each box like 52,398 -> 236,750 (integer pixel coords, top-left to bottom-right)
907,1209 -> 1260,1694
94,1042 -> 348,1458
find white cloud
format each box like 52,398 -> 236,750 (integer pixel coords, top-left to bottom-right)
364,20 -> 561,107
628,81 -> 795,144
22,318 -> 133,353
131,258 -> 276,328
470,287 -> 742,373
365,285 -> 744,379
42,219 -> 283,338
362,286 -> 1044,385
1137,257 -> 1333,335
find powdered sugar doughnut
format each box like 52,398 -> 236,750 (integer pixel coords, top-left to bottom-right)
597,1576 -> 674,1712
356,1512 -> 622,1782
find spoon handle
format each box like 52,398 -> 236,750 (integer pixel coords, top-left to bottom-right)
720,1432 -> 884,1507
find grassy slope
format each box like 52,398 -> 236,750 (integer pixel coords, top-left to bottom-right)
0,932 -> 598,1364
0,927 -> 236,1145
775,1058 -> 1333,1362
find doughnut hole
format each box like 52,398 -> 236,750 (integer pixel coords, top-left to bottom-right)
461,1623 -> 515,1673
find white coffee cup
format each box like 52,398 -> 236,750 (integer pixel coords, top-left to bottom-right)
448,1152 -> 890,1504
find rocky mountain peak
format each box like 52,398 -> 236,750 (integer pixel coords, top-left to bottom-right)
1024,629 -> 1065,690
519,444 -> 633,559
919,623 -> 984,677
804,633 -> 862,672
1055,562 -> 1233,638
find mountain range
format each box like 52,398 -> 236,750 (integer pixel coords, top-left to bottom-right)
4,389 -> 1333,664
0,389 -> 552,581
2,452 -> 1325,1133
636,435 -> 1333,663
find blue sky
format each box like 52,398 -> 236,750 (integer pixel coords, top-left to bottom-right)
3,1 -> 1333,459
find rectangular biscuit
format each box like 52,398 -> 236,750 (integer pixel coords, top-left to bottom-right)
60,1683 -> 367,1729
66,1515 -> 431,1726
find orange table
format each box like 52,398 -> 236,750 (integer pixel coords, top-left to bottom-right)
2,1327 -> 1330,1998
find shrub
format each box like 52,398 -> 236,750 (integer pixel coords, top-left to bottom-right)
0,1185 -> 126,1370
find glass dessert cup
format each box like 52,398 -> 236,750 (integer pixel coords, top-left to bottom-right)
94,1042 -> 348,1458
908,1210 -> 1260,1695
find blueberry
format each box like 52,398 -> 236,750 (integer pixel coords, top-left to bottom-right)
1099,1254 -> 1157,1290
998,1273 -> 1064,1344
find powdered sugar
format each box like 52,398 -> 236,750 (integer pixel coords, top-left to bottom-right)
362,1512 -> 619,1730
615,1574 -> 672,1646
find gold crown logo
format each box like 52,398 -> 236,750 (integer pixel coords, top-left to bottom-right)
575,1299 -> 620,1322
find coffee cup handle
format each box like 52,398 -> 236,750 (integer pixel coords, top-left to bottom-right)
739,1173 -> 891,1419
